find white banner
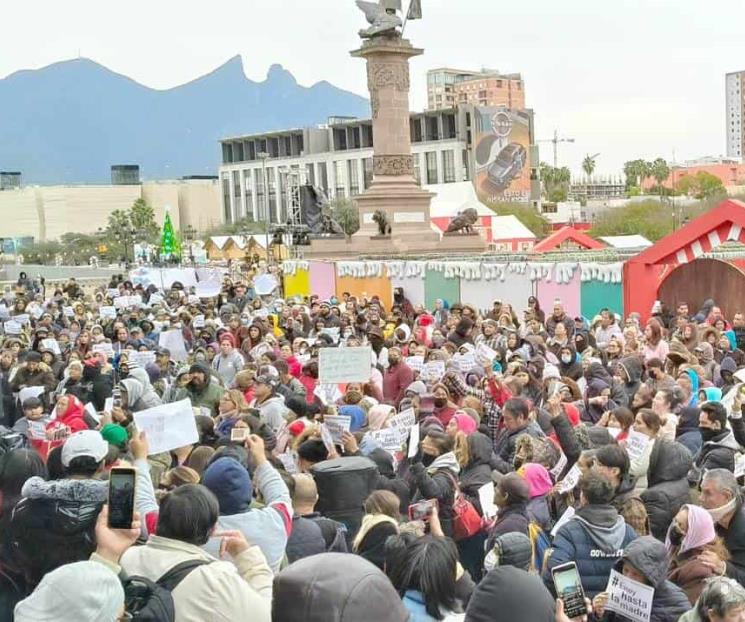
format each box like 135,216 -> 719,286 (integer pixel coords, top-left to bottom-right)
132,398 -> 199,455
318,346 -> 372,384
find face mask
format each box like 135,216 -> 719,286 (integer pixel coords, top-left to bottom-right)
561,354 -> 572,364
700,427 -> 721,443
421,454 -> 435,467
708,497 -> 738,523
668,525 -> 684,546
241,318 -> 250,325
433,397 -> 447,408
345,391 -> 363,404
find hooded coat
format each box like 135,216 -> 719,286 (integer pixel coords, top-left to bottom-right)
459,433 -> 495,516
616,356 -> 643,405
585,362 -> 629,408
410,451 -> 460,538
604,536 -> 690,622
465,566 -> 555,622
544,504 -> 637,597
641,441 -> 693,540
675,406 -> 702,456
120,376 -> 162,412
271,553 -> 410,622
687,428 -> 740,487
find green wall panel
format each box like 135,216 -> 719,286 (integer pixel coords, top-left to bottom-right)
581,281 -> 623,320
425,269 -> 461,310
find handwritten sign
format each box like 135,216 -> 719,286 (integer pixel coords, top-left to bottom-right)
14,314 -> 30,325
128,351 -> 156,367
455,352 -> 478,374
625,430 -> 651,462
368,428 -> 405,452
92,343 -> 115,359
405,355 -> 424,373
63,306 -> 75,317
313,383 -> 343,406
476,343 -> 497,365
605,569 -> 654,622
159,330 -> 188,362
193,314 -> 205,329
28,420 -> 48,440
318,346 -> 372,384
277,452 -> 298,474
132,399 -> 199,455
114,295 -> 142,309
389,408 -> 416,430
407,423 -> 420,459
478,482 -> 498,519
556,463 -> 582,494
550,450 -> 568,479
323,415 -> 351,443
4,320 -> 22,335
424,360 -> 446,383
41,339 -> 60,355
100,306 -> 117,319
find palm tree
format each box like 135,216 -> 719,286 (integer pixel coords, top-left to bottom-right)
582,153 -> 599,181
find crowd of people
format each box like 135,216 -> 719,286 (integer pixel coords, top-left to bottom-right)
1,271 -> 745,621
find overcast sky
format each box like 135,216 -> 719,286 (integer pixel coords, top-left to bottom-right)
2,0 -> 744,176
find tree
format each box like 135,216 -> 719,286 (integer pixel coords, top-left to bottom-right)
590,200 -> 674,241
540,162 -> 571,200
581,154 -> 597,179
159,211 -> 180,258
328,198 -> 360,238
484,201 -> 552,238
129,199 -> 159,244
650,158 -> 670,187
677,171 -> 726,200
623,159 -> 652,190
202,218 -> 267,240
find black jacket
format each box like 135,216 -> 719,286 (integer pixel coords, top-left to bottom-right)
717,501 -> 745,585
300,512 -> 348,553
459,433 -> 495,516
641,441 -> 693,540
486,503 -> 529,552
410,460 -> 457,538
603,537 -> 690,622
688,429 -> 740,487
286,514 -> 327,563
10,477 -> 106,591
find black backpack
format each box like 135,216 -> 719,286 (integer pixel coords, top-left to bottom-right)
122,559 -> 212,621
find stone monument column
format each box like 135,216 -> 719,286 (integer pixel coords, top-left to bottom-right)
349,37 -> 441,251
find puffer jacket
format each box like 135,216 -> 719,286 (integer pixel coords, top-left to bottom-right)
410,452 -> 459,538
285,514 -> 326,564
603,536 -> 690,622
544,504 -> 637,598
459,433 -> 494,516
687,428 -> 740,487
616,356 -> 643,405
10,477 -> 106,590
641,441 -> 693,540
585,362 -> 629,409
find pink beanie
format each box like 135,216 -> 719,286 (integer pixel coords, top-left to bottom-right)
451,411 -> 478,435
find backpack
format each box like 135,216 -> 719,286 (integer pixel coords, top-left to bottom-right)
122,559 -> 212,621
527,522 -> 551,573
0,428 -> 27,457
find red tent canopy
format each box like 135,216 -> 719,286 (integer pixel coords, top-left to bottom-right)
533,225 -> 605,253
624,199 -> 745,320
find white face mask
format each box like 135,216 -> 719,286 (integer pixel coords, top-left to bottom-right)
708,497 -> 738,523
561,354 -> 572,364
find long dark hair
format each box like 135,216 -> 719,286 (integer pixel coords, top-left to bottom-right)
0,449 -> 47,519
386,535 -> 459,619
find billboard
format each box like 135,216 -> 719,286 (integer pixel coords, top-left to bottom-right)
472,107 -> 532,203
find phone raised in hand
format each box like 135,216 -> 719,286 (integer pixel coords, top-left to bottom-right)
230,427 -> 249,442
408,499 -> 436,522
108,467 -> 136,529
551,561 -> 588,618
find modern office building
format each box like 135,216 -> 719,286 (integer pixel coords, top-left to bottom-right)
726,71 -> 745,160
218,105 -> 538,225
427,67 -> 525,110
569,177 -> 627,202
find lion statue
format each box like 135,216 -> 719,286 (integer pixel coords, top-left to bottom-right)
445,208 -> 479,234
372,209 -> 392,236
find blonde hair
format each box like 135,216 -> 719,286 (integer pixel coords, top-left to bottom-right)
454,431 -> 470,468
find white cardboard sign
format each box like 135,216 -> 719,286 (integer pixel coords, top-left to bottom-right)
132,398 -> 199,455
605,569 -> 654,622
323,415 -> 351,443
556,463 -> 581,494
389,408 -> 416,430
625,430 -> 651,462
318,346 -> 372,384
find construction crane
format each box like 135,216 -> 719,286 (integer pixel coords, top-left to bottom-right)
538,129 -> 575,168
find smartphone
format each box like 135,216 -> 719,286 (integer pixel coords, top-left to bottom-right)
231,427 -> 249,442
108,467 -> 136,529
112,387 -> 122,409
551,562 -> 588,618
408,499 -> 436,522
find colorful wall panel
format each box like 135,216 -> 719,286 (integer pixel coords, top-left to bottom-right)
390,275 -> 426,308
581,280 -> 623,320
537,270 -> 581,320
335,274 -> 393,309
308,261 -> 336,301
425,268 -> 461,310
283,268 -> 310,300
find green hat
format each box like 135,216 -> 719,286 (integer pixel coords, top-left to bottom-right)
100,423 -> 128,448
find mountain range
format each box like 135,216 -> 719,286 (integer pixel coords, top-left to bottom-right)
0,56 -> 369,184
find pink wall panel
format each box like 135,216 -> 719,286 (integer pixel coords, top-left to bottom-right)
308,261 -> 336,301
536,270 -> 581,319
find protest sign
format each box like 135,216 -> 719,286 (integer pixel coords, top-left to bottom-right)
478,482 -> 498,519
368,428 -> 405,452
187,294 -> 200,304
551,506 -> 576,537
320,424 -> 335,454
132,399 -> 199,455
128,351 -> 156,367
605,569 -> 654,622
314,383 -> 343,406
475,343 -> 497,366
100,306 -> 117,319
318,346 -> 371,384
405,356 -> 424,373
195,277 -> 221,298
107,288 -> 120,298
14,314 -> 30,325
159,330 -> 188,362
3,320 -> 21,335
28,420 -> 47,441
323,415 -> 351,443
407,423 -> 420,459
389,408 -> 416,431
18,386 -> 45,404
550,451 -> 568,479
149,293 -> 164,306
556,463 -> 582,494
0,305 -> 9,320
736,453 -> 745,479
84,402 -> 101,425
277,452 -> 298,474
63,306 -> 75,317
320,327 -> 341,344
92,343 -> 115,359
41,339 -> 60,355
30,306 -> 44,319
625,430 -> 651,462
424,360 -> 446,383
193,314 -> 205,329
254,274 -> 278,296
455,352 -> 478,374
104,397 -> 114,414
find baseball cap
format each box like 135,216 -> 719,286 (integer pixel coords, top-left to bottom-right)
255,374 -> 278,389
61,430 -> 109,467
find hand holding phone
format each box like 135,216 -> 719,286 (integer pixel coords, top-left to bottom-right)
231,427 -> 249,442
552,562 -> 588,619
408,499 -> 436,521
108,467 -> 136,530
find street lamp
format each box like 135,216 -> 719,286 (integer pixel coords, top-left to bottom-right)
257,151 -> 271,264
183,225 -> 197,265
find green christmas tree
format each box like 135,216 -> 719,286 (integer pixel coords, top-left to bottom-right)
159,211 -> 181,258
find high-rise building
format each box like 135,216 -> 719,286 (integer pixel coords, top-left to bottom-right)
726,70 -> 745,160
426,67 -> 525,110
